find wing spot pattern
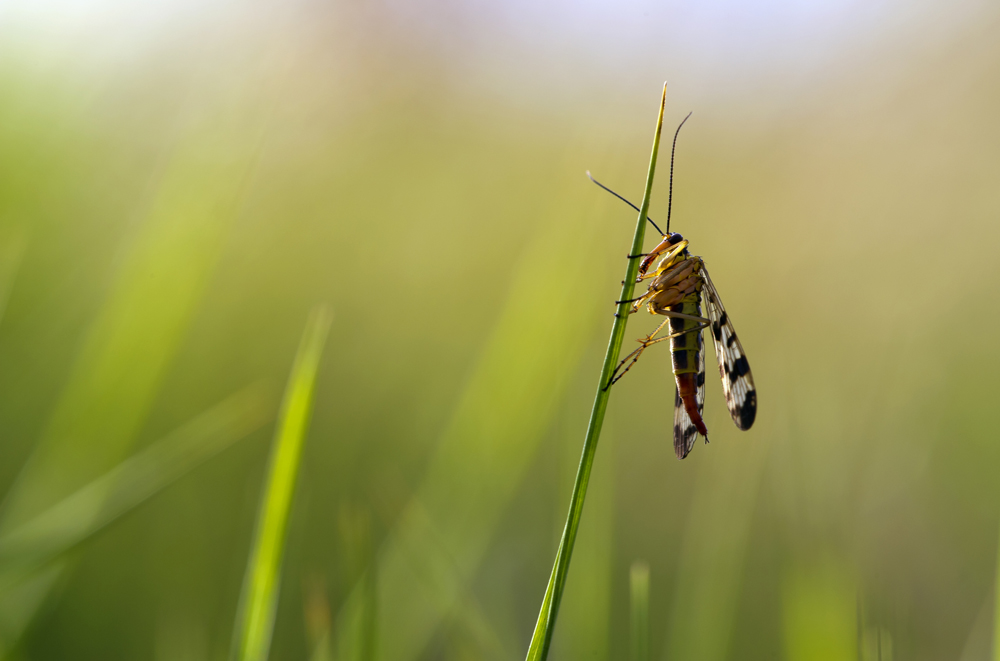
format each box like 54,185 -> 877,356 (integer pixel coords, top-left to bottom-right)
700,262 -> 757,431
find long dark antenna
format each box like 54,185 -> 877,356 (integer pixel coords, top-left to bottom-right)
586,171 -> 664,236
666,111 -> 692,234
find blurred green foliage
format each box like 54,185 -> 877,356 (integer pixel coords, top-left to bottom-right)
233,306 -> 329,661
0,1 -> 998,660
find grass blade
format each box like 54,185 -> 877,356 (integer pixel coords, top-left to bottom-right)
0,383 -> 274,590
337,503 -> 377,661
303,576 -> 334,661
553,426 -> 615,660
231,305 -> 332,661
630,561 -> 649,661
524,83 -> 668,661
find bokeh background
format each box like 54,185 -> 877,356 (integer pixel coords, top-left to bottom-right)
0,0 -> 999,659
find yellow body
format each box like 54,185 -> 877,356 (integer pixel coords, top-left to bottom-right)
608,239 -> 711,387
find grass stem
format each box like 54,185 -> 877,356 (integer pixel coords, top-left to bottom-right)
231,305 -> 332,661
524,83 -> 668,660
630,561 -> 650,661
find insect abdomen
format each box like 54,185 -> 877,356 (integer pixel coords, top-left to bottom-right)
670,292 -> 708,438
669,292 -> 701,376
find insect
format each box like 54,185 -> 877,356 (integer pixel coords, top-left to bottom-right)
589,113 -> 756,459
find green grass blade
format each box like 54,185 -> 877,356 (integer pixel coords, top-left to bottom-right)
231,305 -> 332,661
630,561 -> 649,661
524,83 -> 668,661
554,427 -> 615,660
336,503 -> 377,661
0,384 -> 274,590
304,576 -> 334,661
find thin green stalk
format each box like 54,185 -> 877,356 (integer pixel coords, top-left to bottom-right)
338,503 -> 377,661
231,305 -> 332,661
524,83 -> 668,661
630,561 -> 650,661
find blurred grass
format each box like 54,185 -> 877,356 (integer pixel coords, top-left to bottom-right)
335,504 -> 376,661
0,384 -> 273,588
303,576 -> 333,661
0,78 -> 274,534
334,157 -> 616,659
0,231 -> 25,328
0,383 -> 274,653
630,561 -> 649,661
0,53 -> 277,654
664,434 -> 769,661
232,306 -> 330,661
781,558 -> 857,661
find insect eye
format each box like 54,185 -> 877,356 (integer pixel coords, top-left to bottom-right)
668,232 -> 684,244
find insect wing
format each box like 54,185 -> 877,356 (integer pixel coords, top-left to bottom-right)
701,265 -> 757,430
673,330 -> 706,459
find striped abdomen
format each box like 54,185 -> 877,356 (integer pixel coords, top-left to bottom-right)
669,292 -> 708,437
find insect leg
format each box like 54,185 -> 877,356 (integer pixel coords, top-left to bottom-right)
606,323 -> 708,389
615,289 -> 659,312
639,321 -> 709,350
604,316 -> 710,389
638,310 -> 709,347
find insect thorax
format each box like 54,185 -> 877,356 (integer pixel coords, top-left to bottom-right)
655,245 -> 690,273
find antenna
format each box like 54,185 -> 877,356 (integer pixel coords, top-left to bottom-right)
666,111 -> 692,234
586,171 -> 664,236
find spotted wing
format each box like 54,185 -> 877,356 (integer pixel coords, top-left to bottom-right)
701,264 -> 757,430
673,330 -> 706,459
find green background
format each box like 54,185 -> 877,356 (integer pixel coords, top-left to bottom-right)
0,1 -> 997,659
